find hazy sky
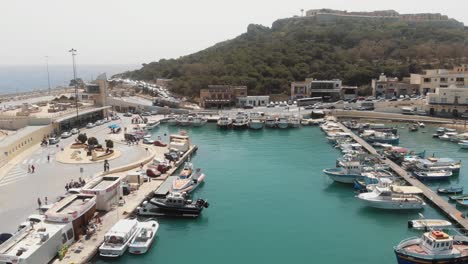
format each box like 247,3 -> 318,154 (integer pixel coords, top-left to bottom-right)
1,0 -> 466,66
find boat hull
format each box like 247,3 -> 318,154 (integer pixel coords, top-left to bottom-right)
323,169 -> 362,184
395,250 -> 468,264
265,121 -> 276,128
249,122 -> 264,130
232,123 -> 248,129
359,198 -> 424,210
277,122 -> 289,129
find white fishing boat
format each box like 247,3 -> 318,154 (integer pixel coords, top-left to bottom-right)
357,185 -> 425,210
459,140 -> 468,149
249,112 -> 264,130
144,120 -> 160,130
276,116 -> 289,129
323,160 -> 363,184
265,116 -> 277,128
439,132 -> 458,141
99,219 -> 139,258
128,220 -> 159,255
288,115 -> 301,128
232,112 -> 249,129
217,115 -> 232,128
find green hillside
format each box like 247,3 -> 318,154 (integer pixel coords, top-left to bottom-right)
120,16 -> 468,97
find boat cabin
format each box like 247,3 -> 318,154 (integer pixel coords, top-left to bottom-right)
421,231 -> 453,254
104,219 -> 138,246
165,192 -> 189,207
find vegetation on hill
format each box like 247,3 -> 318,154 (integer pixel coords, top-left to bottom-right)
119,17 -> 468,97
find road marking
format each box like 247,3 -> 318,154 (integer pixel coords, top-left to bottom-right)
22,159 -> 28,165
0,167 -> 28,187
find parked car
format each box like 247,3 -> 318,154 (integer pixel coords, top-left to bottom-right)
141,112 -> 151,116
101,118 -> 110,123
70,128 -> 80,134
123,112 -> 132,117
151,110 -> 158,115
49,137 -> 60,144
164,151 -> 179,162
95,120 -> 103,126
343,106 -> 353,110
61,131 -> 72,138
243,104 -> 254,109
267,104 -> 275,108
304,105 -> 315,110
111,115 -> 120,120
86,122 -> 95,128
154,140 -> 167,147
143,138 -> 155,144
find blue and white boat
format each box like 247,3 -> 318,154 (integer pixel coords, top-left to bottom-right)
394,231 -> 468,264
323,160 -> 363,184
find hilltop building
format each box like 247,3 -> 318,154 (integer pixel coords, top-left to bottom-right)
411,65 -> 468,95
372,74 -> 418,99
426,86 -> 468,117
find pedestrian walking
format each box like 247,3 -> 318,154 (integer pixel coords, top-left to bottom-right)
28,165 -> 31,173
47,155 -> 50,162
45,196 -> 48,205
140,162 -> 144,170
31,165 -> 35,173
65,183 -> 69,192
37,197 -> 42,208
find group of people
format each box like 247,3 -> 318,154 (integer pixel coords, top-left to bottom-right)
27,165 -> 36,173
65,177 -> 86,192
131,117 -> 143,124
37,196 -> 48,207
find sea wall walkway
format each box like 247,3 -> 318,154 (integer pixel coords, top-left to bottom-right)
337,123 -> 468,231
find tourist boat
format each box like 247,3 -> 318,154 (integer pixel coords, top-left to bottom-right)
128,220 -> 159,255
191,116 -> 207,127
408,219 -> 452,230
288,115 -> 301,128
138,192 -> 209,217
413,170 -> 452,180
409,124 -> 418,132
437,186 -> 463,194
265,116 -> 277,128
276,116 -> 289,129
217,115 -> 232,129
172,167 -> 206,193
144,121 -> 160,130
357,185 -> 425,210
99,219 -> 139,258
394,231 -> 468,264
232,112 -> 249,129
323,160 -> 363,184
459,140 -> 468,149
249,112 -> 264,130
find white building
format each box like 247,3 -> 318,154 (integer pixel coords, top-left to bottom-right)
411,65 -> 468,95
81,176 -> 122,211
237,96 -> 270,107
426,85 -> 468,117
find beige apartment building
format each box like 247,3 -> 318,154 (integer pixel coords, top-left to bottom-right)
372,74 -> 419,99
199,85 -> 247,108
411,65 -> 468,95
426,86 -> 468,117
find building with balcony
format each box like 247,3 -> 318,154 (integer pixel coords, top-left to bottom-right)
199,85 -> 247,108
237,96 -> 270,107
372,74 -> 419,99
291,79 -> 350,101
411,65 -> 468,95
426,86 -> 468,117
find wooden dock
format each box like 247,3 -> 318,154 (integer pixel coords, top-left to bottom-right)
337,123 -> 468,230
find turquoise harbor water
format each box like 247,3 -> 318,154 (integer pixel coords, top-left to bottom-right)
96,123 -> 468,264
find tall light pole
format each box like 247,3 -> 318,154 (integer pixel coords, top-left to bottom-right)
69,48 -> 79,126
45,56 -> 51,95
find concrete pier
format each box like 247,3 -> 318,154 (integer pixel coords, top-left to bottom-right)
54,144 -> 198,263
337,123 -> 468,230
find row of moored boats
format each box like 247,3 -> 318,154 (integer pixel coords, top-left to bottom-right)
217,112 -> 301,129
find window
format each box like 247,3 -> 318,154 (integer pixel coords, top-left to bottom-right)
62,233 -> 67,244
441,98 -> 447,103
456,77 -> 464,82
440,78 -> 447,82
66,228 -> 74,240
424,78 -> 431,83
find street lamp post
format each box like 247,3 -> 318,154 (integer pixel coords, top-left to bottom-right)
68,48 -> 79,126
45,56 -> 51,95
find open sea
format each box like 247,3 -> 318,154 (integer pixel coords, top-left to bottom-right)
0,64 -> 139,94
95,123 -> 468,264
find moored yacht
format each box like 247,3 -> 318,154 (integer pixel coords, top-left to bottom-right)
394,231 -> 468,264
191,116 -> 207,127
138,192 -> 209,217
288,115 -> 301,128
217,115 -> 232,129
459,140 -> 468,149
265,116 -> 277,128
232,112 -> 249,129
249,112 -> 264,130
323,160 -> 363,184
357,185 -> 425,210
99,219 -> 139,258
276,116 -> 289,129
128,220 -> 159,255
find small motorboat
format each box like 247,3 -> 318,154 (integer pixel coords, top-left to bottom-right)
408,219 -> 452,230
128,220 -> 159,255
409,124 -> 418,132
459,140 -> 468,149
172,168 -> 205,193
449,194 -> 468,201
437,186 -> 463,194
138,192 -> 209,217
418,122 -> 425,128
456,198 -> 468,207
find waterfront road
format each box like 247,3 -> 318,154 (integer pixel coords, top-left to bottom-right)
0,116 -> 148,233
